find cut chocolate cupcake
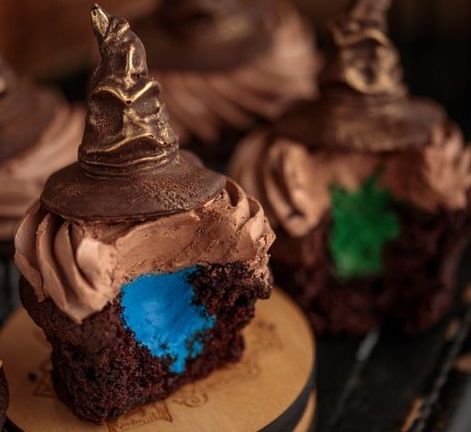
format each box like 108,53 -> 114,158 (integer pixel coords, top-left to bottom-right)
229,0 -> 471,335
14,5 -> 274,424
135,0 -> 319,162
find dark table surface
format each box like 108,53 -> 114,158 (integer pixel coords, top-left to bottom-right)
312,245 -> 471,432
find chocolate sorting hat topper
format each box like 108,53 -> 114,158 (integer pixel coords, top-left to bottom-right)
138,0 -> 273,71
41,4 -> 225,221
275,0 -> 445,153
321,0 -> 407,99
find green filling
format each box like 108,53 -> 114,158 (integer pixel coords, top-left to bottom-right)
329,175 -> 400,279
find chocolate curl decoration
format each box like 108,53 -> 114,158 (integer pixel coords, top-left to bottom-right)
41,5 -> 225,221
80,4 -> 178,176
322,0 -> 407,99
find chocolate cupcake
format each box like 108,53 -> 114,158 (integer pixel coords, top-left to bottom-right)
229,0 -> 471,335
0,57 -> 83,313
15,5 -> 274,423
135,0 -> 319,162
0,361 -> 7,430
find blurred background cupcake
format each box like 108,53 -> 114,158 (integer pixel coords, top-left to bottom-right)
229,0 -> 471,335
0,57 -> 83,319
133,0 -> 320,164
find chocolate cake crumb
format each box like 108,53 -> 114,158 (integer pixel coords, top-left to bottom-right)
20,262 -> 271,423
273,204 -> 470,335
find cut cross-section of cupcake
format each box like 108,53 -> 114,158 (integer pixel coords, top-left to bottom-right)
229,0 -> 471,336
15,4 -> 274,424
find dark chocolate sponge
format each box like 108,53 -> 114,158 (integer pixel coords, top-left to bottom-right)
272,203 -> 470,336
20,262 -> 270,423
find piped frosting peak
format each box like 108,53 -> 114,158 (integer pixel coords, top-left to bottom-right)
322,0 -> 406,100
81,4 -> 178,176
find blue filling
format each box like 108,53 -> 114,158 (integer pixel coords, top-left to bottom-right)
120,266 -> 216,374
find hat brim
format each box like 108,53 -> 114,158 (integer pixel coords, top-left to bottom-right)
274,96 -> 446,153
41,152 -> 226,222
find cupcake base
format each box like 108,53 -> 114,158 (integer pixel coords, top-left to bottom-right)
19,263 -> 271,423
272,204 -> 470,336
0,289 -> 316,432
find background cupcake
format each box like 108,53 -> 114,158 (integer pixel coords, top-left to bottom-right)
229,0 -> 471,335
0,57 -> 83,315
15,5 -> 274,423
135,0 -> 319,163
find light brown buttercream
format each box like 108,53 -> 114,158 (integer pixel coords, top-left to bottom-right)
229,123 -> 470,238
384,124 -> 471,212
156,3 -> 318,144
15,179 -> 275,323
0,105 -> 84,241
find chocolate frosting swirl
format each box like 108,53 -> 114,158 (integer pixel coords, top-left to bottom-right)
275,0 -> 445,153
41,5 -> 225,221
230,123 -> 471,238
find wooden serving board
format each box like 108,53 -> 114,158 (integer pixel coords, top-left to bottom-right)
0,289 -> 316,432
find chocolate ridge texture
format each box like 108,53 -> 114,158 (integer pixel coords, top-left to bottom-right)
41,4 -> 225,221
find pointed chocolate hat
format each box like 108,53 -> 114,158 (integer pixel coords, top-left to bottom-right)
137,0 -> 274,70
41,4 -> 225,221
275,0 -> 445,153
0,57 -> 58,162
